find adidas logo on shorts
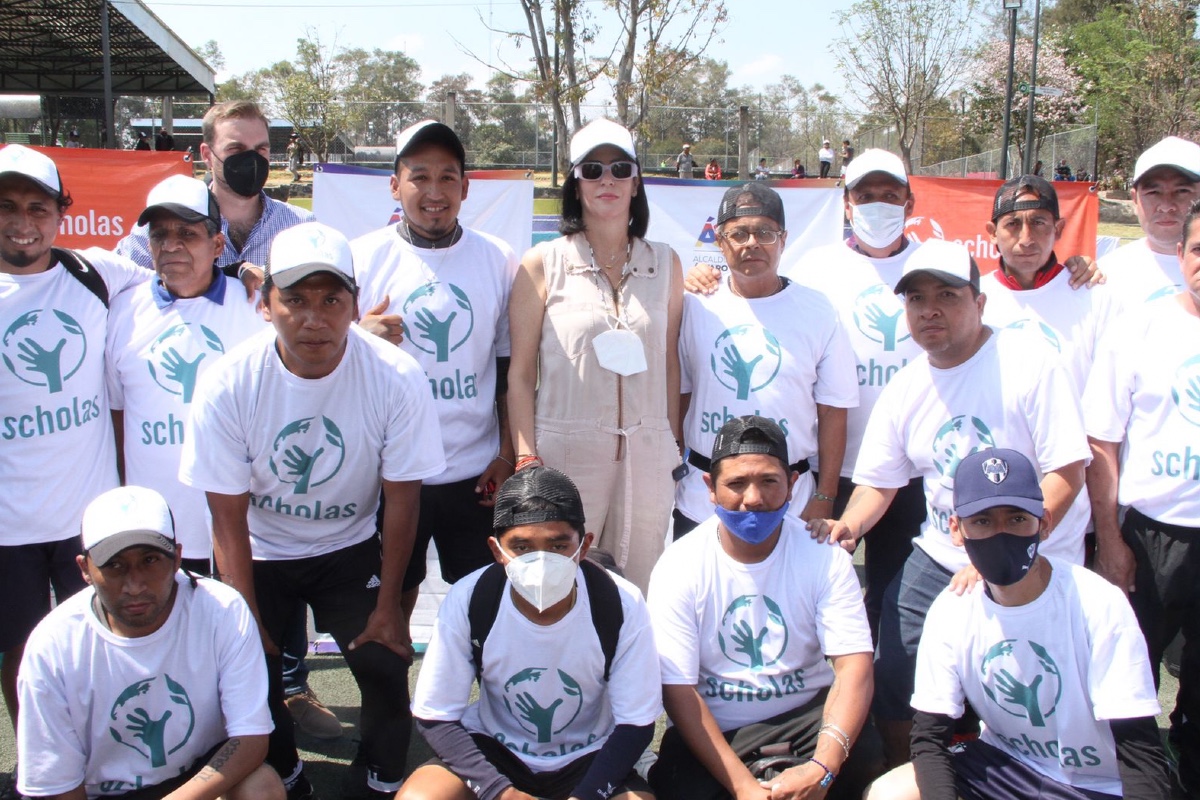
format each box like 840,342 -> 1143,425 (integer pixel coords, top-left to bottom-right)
365,575 -> 381,589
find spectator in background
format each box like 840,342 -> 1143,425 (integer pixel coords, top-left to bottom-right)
819,139 -> 835,178
134,131 -> 151,151
705,158 -> 723,181
1055,159 -> 1073,180
287,134 -> 302,183
755,158 -> 770,180
792,159 -> 807,179
676,143 -> 696,179
65,129 -> 81,148
841,139 -> 855,175
155,128 -> 175,152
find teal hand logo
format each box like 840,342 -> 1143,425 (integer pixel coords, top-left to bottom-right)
147,323 -> 225,403
108,674 -> 196,768
2,309 -> 87,394
1170,354 -> 1200,427
718,594 -> 789,671
853,284 -> 910,351
931,415 -> 995,482
502,667 -> 584,743
269,416 -> 346,494
401,281 -> 475,363
980,639 -> 1062,728
710,324 -> 782,400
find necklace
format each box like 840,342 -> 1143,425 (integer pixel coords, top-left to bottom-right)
588,240 -> 631,271
400,220 -> 463,250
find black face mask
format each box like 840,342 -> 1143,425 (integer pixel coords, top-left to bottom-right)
963,531 -> 1040,586
216,150 -> 269,197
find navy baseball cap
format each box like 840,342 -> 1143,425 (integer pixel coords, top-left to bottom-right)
953,448 -> 1044,519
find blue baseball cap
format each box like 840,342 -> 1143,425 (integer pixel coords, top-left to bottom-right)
953,448 -> 1044,519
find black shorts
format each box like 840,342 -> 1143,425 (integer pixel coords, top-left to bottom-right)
953,739 -> 1118,800
427,732 -> 651,799
113,741 -> 225,799
402,476 -> 497,591
0,535 -> 87,652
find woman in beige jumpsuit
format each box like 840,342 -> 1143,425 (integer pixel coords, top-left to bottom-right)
508,119 -> 683,592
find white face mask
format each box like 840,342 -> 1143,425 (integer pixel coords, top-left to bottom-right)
497,541 -> 582,612
593,328 -> 647,376
850,201 -> 907,249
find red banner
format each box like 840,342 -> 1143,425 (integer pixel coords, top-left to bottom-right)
2,145 -> 193,251
906,177 -> 1098,273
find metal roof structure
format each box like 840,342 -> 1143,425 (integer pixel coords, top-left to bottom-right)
0,0 -> 215,96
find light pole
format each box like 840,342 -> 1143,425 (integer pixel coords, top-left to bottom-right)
1022,0 -> 1042,174
999,0 -> 1022,180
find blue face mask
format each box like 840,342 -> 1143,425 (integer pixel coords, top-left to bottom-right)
714,501 -> 790,545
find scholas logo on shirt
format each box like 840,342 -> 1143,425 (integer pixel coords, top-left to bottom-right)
146,323 -> 225,403
401,281 -> 475,364
1,308 -> 87,394
107,674 -> 195,770
709,324 -> 782,401
931,415 -> 995,484
980,639 -> 1062,728
853,283 -> 910,353
499,667 -> 584,745
718,594 -> 789,670
1170,354 -> 1200,428
268,416 -> 346,494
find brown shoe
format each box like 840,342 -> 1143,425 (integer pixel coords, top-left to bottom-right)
285,687 -> 343,739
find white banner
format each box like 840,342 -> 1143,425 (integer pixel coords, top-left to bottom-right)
642,178 -> 845,275
313,163 -> 534,257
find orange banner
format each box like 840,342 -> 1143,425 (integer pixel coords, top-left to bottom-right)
905,177 -> 1099,274
2,145 -> 193,251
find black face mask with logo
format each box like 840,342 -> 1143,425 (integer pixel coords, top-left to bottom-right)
963,531 -> 1040,586
216,150 -> 269,197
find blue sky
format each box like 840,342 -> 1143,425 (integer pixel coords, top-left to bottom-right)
141,0 -> 859,107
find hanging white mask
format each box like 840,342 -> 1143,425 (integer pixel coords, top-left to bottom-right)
850,201 -> 907,249
498,541 -> 582,612
593,328 -> 647,376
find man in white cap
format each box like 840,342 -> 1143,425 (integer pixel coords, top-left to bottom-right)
17,485 -> 283,799
819,140 -> 835,179
0,144 -> 149,734
180,221 -> 445,798
677,143 -> 696,179
808,238 -> 1090,768
1099,135 -> 1200,309
106,175 -> 266,576
352,120 -> 518,632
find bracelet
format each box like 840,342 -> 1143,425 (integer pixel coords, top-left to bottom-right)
818,727 -> 851,758
515,454 -> 543,470
820,720 -> 852,743
809,756 -> 836,788
812,491 -> 836,503
494,455 -> 514,468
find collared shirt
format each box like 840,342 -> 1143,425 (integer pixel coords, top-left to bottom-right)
114,192 -> 315,270
150,266 -> 228,309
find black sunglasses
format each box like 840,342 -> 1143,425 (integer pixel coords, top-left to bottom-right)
574,161 -> 638,181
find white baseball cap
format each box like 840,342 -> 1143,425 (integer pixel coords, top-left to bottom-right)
0,144 -> 63,198
394,119 -> 465,170
569,119 -> 637,166
893,239 -> 979,295
266,221 -> 356,293
82,486 -> 177,566
845,148 -> 908,189
1132,136 -> 1200,185
137,175 -> 221,227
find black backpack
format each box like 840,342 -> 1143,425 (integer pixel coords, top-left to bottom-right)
53,247 -> 109,309
467,558 -> 624,682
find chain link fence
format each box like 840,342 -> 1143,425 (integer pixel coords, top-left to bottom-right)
916,125 -> 1098,180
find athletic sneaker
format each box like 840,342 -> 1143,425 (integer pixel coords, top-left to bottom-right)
286,771 -> 319,800
285,687 -> 343,739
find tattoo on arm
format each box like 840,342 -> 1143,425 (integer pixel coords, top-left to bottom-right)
194,737 -> 241,783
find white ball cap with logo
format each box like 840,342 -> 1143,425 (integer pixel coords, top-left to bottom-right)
266,221 -> 356,293
1132,135 -> 1200,185
83,485 -> 177,566
569,119 -> 637,167
0,144 -> 63,198
137,174 -> 221,227
844,148 -> 909,190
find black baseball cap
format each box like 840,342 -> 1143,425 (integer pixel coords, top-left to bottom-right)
493,466 -> 586,532
992,174 -> 1060,222
394,120 -> 466,172
953,448 -> 1044,519
716,183 -> 785,229
710,415 -> 789,470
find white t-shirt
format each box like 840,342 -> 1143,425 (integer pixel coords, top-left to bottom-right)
648,516 -> 872,731
18,574 -> 272,798
353,226 -> 518,484
1098,237 -> 1183,312
106,275 -> 267,559
677,280 -> 858,522
818,147 -> 835,164
1084,297 -> 1200,525
912,558 -> 1160,797
785,242 -> 925,478
854,328 -> 1092,570
0,249 -> 149,546
179,325 -> 446,560
412,566 -> 662,772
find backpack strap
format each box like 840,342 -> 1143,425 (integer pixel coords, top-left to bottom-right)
466,558 -> 625,683
467,562 -> 509,682
53,247 -> 109,309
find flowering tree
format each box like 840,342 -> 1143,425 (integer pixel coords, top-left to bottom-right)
969,35 -> 1089,168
